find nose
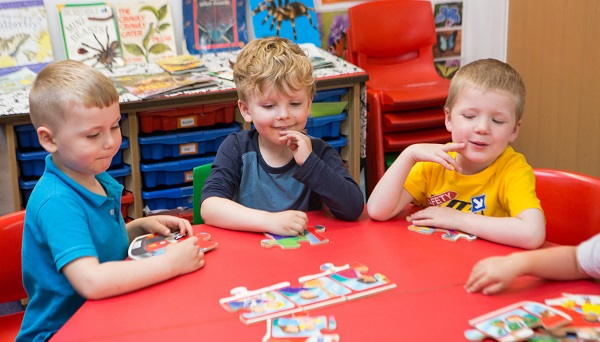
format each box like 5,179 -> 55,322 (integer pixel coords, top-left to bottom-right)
474,118 -> 490,134
275,107 -> 290,120
104,131 -> 121,150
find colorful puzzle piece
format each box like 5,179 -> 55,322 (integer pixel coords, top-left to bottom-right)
545,293 -> 600,340
464,301 -> 572,342
220,262 -> 396,324
263,313 -> 339,341
128,232 -> 218,260
261,225 -> 329,249
408,224 -> 477,242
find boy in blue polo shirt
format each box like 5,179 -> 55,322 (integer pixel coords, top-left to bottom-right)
18,60 -> 205,342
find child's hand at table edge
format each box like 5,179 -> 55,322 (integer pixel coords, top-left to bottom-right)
465,254 -> 521,295
164,236 -> 205,275
140,215 -> 194,236
264,210 -> 308,236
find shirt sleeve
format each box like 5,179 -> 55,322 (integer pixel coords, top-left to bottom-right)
293,139 -> 364,221
577,233 -> 600,278
200,133 -> 243,203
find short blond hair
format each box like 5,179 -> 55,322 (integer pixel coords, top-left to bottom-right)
445,59 -> 526,120
231,37 -> 316,103
29,60 -> 119,130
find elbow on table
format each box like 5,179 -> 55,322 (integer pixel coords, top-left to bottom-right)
519,230 -> 546,250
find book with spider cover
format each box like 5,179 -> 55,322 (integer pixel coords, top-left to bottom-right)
116,1 -> 177,64
182,0 -> 248,54
0,0 -> 54,77
249,0 -> 321,47
58,2 -> 124,72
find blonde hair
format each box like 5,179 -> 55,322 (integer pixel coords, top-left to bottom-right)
231,37 -> 316,103
445,58 -> 526,120
29,60 -> 119,130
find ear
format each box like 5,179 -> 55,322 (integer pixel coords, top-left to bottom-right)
37,126 -> 58,153
238,100 -> 252,123
444,107 -> 452,132
509,119 -> 522,143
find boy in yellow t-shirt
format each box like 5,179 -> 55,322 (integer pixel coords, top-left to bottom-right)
367,59 -> 545,249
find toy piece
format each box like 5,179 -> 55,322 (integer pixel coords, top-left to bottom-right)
128,232 -> 218,260
220,262 -> 396,324
464,301 -> 572,342
545,293 -> 600,340
262,313 -> 339,341
261,225 -> 329,249
408,224 -> 477,242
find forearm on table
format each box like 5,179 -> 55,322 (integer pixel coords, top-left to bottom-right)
201,197 -> 271,232
510,246 -> 588,280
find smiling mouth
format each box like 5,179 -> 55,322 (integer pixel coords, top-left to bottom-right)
470,141 -> 488,147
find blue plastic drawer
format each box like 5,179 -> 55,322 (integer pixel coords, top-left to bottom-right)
313,88 -> 348,103
18,165 -> 131,206
138,123 -> 239,160
140,155 -> 215,188
15,124 -> 41,149
324,136 -> 347,153
17,138 -> 130,178
142,185 -> 193,211
306,113 -> 347,139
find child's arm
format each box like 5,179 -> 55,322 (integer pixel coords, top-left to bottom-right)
62,236 -> 204,300
367,143 -> 464,221
465,246 -> 589,295
201,196 -> 307,236
408,207 -> 546,249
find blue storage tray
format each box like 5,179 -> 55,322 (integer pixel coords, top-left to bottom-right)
138,123 -> 239,160
324,136 -> 347,153
142,185 -> 193,211
313,88 -> 348,103
18,165 -> 131,206
140,155 -> 215,188
306,113 -> 346,139
17,138 -> 130,178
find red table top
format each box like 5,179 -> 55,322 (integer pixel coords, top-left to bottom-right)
52,209 -> 600,341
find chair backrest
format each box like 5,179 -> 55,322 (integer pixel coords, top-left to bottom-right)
347,0 -> 438,84
192,163 -> 212,224
534,169 -> 600,245
0,210 -> 27,303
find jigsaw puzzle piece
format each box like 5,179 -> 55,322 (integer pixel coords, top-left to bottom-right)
261,225 -> 329,249
408,224 -> 477,242
196,232 -> 219,252
263,313 -> 340,341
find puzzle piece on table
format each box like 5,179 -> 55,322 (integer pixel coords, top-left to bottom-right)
220,262 -> 396,324
464,301 -> 572,342
263,313 -> 339,341
128,232 -> 218,260
545,293 -> 600,340
261,225 -> 329,249
408,224 -> 477,242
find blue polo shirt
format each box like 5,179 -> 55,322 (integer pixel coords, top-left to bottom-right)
18,155 -> 128,342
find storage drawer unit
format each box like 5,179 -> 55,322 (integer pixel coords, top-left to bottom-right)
137,102 -> 237,133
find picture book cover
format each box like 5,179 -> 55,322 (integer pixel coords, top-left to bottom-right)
263,313 -> 339,341
250,0 -> 320,47
0,0 -> 54,77
116,1 -> 177,64
58,2 -> 124,71
182,0 -> 248,54
111,72 -> 218,99
128,231 -> 218,259
155,54 -> 207,74
0,67 -> 37,93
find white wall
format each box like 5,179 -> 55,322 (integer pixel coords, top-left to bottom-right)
0,0 -> 507,63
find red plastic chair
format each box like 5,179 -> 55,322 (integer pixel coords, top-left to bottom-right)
0,210 -> 27,342
347,0 -> 451,195
534,169 -> 600,246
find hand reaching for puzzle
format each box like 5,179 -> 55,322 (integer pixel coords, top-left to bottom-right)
263,210 -> 308,236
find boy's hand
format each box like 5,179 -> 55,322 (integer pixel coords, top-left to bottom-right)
405,143 -> 465,171
141,215 -> 194,236
278,130 -> 312,166
164,236 -> 205,275
264,210 -> 308,236
465,255 -> 520,295
408,206 -> 464,230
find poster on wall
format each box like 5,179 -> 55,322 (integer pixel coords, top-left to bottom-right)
317,11 -> 348,58
431,1 -> 463,79
250,0 -> 321,47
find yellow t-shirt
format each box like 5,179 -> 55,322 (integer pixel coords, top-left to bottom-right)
404,146 -> 541,218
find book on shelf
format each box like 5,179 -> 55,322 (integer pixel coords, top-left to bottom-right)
310,56 -> 333,69
0,67 -> 38,93
208,69 -> 233,81
0,0 -> 54,77
183,0 -> 248,54
111,72 -> 218,99
155,54 -> 207,74
58,2 -> 124,71
116,1 -> 177,64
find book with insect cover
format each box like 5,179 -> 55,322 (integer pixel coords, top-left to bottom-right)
58,2 -> 124,72
182,0 -> 248,54
0,0 -> 54,77
116,1 -> 177,64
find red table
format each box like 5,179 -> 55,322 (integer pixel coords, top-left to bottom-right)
52,209 -> 599,341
